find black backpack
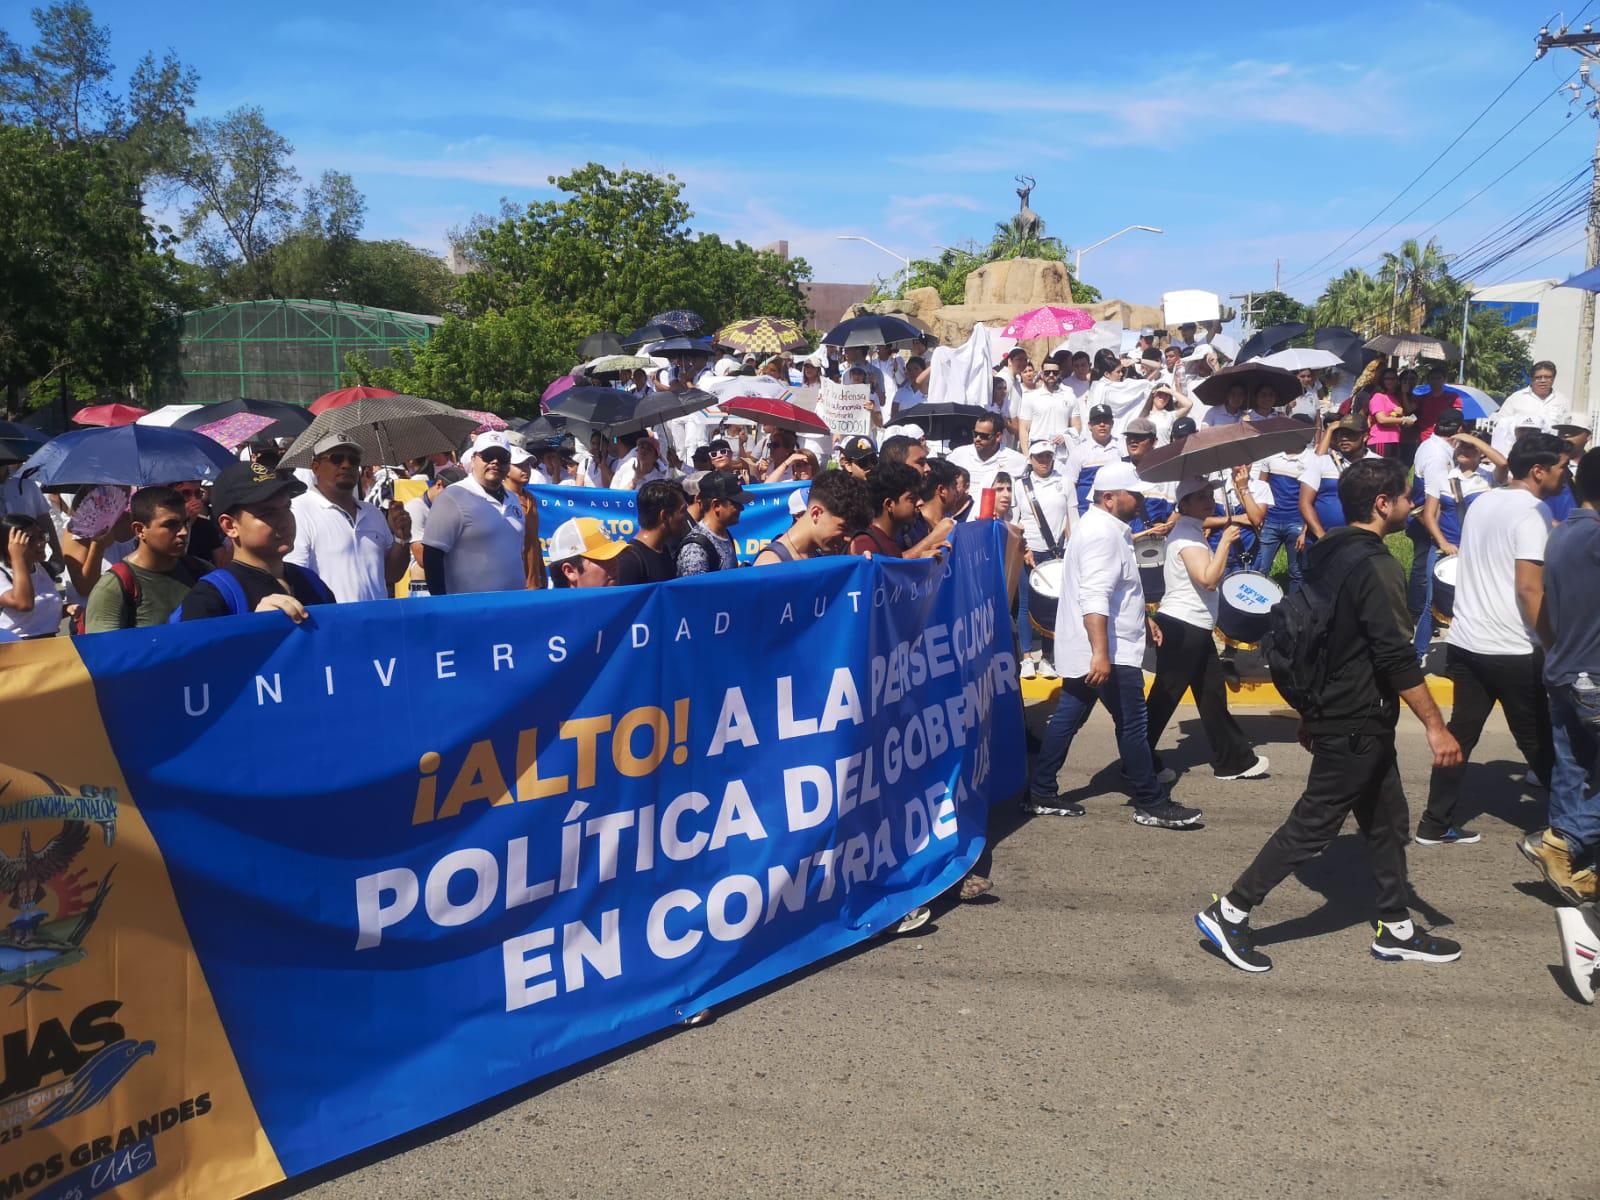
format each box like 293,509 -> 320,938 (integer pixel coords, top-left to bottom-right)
1262,540 -> 1386,719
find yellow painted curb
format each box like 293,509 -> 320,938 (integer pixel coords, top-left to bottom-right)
1019,673 -> 1455,708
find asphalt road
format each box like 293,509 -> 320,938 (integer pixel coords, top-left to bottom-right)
278,703 -> 1597,1200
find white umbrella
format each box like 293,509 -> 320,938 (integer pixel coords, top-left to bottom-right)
136,403 -> 203,427
706,374 -> 788,400
1257,348 -> 1347,371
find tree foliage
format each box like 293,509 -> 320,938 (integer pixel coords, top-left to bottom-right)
353,165 -> 814,413
872,210 -> 1101,309
0,125 -> 193,412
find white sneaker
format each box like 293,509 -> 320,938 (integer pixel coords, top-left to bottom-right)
894,906 -> 931,935
1217,756 -> 1270,781
1556,907 -> 1600,1004
1037,659 -> 1059,679
1020,657 -> 1037,680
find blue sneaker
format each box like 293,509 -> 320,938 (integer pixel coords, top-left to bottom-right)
1414,827 -> 1482,846
1196,895 -> 1272,973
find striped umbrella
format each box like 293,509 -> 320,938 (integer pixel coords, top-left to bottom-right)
716,317 -> 808,355
280,395 -> 479,469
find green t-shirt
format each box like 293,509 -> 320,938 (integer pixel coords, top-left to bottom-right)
83,559 -> 201,631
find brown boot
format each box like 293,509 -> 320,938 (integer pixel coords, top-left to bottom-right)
1519,829 -> 1582,904
1571,866 -> 1599,904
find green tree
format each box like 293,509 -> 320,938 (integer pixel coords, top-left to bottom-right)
1252,290 -> 1310,328
0,125 -> 190,414
1378,236 -> 1450,332
0,2 -> 197,182
1314,267 -> 1386,334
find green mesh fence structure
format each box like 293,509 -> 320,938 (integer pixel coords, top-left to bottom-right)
160,300 -> 441,406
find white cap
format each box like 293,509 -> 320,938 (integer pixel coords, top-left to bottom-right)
1028,438 -> 1055,456
714,356 -> 741,376
1558,412 -> 1593,433
1183,344 -> 1214,363
468,431 -> 531,465
787,485 -> 812,517
1090,461 -> 1146,496
1176,475 -> 1215,503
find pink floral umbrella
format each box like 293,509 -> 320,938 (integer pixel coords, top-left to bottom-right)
1001,306 -> 1096,340
194,412 -> 277,450
458,409 -> 509,433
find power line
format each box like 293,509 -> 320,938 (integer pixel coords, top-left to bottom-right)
1317,74 -> 1579,281
1279,52 -> 1553,289
1483,233 -> 1586,284
1446,166 -> 1588,264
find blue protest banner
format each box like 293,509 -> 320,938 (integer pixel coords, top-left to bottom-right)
8,523 -> 1021,1196
529,481 -> 805,563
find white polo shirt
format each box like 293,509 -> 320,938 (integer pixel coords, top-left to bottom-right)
286,489 -> 396,603
1021,386 -> 1074,448
946,443 -> 1027,517
1448,486 -> 1552,656
421,475 -> 527,595
1053,504 -> 1146,677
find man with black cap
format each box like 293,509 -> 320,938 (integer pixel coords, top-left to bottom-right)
1024,461 -> 1203,830
677,470 -> 751,574
1407,407 -> 1466,657
838,435 -> 878,480
1063,403 -> 1125,516
286,435 -> 411,603
177,463 -> 335,621
1297,416 -> 1369,551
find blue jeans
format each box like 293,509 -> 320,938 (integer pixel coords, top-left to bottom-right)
1549,680 -> 1600,870
1253,517 -> 1304,590
1406,525 -> 1438,662
1029,665 -> 1164,807
1017,555 -> 1056,657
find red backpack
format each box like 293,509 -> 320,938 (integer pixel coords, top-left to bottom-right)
75,558 -> 208,635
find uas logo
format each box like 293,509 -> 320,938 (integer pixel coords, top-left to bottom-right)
0,764 -> 153,1134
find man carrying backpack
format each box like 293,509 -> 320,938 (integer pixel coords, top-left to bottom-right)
1196,457 -> 1463,973
82,486 -> 206,631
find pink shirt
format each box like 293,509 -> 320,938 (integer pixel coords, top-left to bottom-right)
1366,392 -> 1401,446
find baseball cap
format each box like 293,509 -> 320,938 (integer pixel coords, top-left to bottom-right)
1090,461 -> 1145,497
1124,417 -> 1158,439
1027,438 -> 1055,456
468,431 -> 515,460
549,517 -> 626,563
1176,475 -> 1215,503
312,435 -> 362,458
698,470 -> 756,506
1330,416 -> 1367,436
434,465 -> 467,486
1171,417 -> 1198,439
1433,408 -> 1465,434
707,438 -> 733,456
1088,403 -> 1114,424
1557,413 -> 1593,434
787,485 -> 812,517
839,435 -> 877,463
210,462 -> 306,514
681,470 -> 709,498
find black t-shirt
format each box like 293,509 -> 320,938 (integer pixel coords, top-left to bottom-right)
177,560 -> 332,621
187,517 -> 226,564
614,539 -> 677,586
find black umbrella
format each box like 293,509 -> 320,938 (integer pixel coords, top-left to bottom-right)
545,386 -> 638,432
613,388 -> 718,436
1236,322 -> 1308,364
170,397 -> 314,439
647,336 -> 719,357
280,394 -> 479,469
508,415 -> 568,439
648,309 -> 706,333
822,313 -> 924,348
892,401 -> 988,441
622,321 -> 681,347
578,330 -> 626,359
1313,326 -> 1369,373
1194,362 -> 1303,407
0,421 -> 49,465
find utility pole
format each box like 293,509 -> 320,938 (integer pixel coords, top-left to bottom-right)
1537,20 -> 1600,422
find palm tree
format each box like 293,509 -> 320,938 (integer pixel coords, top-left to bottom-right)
989,213 -> 1066,261
1315,268 -> 1386,334
1379,237 -> 1451,331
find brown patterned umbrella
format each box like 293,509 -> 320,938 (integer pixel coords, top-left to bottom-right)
280,394 -> 479,469
715,316 -> 809,355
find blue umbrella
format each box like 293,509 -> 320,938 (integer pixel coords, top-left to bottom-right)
1440,384 -> 1498,419
19,425 -> 237,489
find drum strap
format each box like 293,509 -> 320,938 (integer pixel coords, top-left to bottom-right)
1022,473 -> 1064,559
1449,477 -> 1464,506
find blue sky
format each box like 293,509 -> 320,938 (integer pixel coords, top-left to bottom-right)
62,0 -> 1597,305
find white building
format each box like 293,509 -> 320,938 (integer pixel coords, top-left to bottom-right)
1470,278 -> 1598,427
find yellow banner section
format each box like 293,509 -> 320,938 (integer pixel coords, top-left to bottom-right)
0,639 -> 283,1199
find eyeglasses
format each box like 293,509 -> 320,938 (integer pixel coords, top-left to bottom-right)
1041,370 -> 1061,378
323,452 -> 362,467
973,430 -> 999,441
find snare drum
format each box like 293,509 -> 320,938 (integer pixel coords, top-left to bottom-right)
1431,554 -> 1459,625
1217,570 -> 1283,648
1028,559 -> 1065,636
1135,536 -> 1167,606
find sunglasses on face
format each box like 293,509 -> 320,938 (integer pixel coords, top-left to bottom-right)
323,452 -> 361,467
1126,433 -> 1154,443
1042,370 -> 1061,378
973,430 -> 999,441
855,455 -> 879,468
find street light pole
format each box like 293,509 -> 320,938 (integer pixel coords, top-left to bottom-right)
835,235 -> 911,269
1074,225 -> 1163,277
